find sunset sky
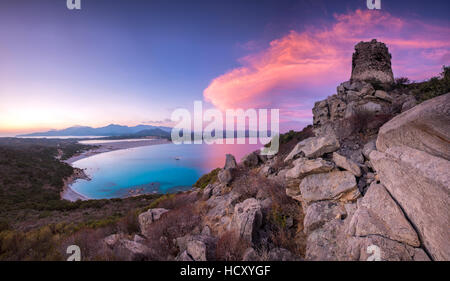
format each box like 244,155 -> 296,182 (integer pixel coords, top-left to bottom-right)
0,0 -> 449,136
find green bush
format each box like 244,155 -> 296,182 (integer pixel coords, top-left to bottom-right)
193,168 -> 220,189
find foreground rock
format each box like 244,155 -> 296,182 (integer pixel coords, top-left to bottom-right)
300,171 -> 359,205
285,134 -> 340,161
229,198 -> 262,244
176,234 -> 217,261
285,157 -> 334,188
139,208 -> 169,238
370,146 -> 450,260
349,183 -> 420,247
376,93 -> 450,160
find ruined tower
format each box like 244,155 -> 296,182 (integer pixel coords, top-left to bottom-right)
351,39 -> 394,84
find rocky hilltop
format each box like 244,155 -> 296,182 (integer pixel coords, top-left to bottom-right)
102,40 -> 449,261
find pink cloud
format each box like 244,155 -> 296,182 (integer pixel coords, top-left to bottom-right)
203,9 -> 450,130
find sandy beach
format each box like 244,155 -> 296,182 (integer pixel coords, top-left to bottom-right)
64,138 -> 171,164
61,138 -> 171,201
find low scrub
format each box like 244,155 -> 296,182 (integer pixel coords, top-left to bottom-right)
193,168 -> 220,189
215,230 -> 250,261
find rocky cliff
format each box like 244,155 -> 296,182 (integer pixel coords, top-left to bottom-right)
103,40 -> 449,261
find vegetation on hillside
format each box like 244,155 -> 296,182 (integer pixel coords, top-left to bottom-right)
0,138 -> 162,260
396,65 -> 450,102
193,168 -> 220,189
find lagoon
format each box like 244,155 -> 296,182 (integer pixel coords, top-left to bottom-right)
70,141 -> 263,199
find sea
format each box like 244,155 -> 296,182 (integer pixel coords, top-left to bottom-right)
70,140 -> 264,199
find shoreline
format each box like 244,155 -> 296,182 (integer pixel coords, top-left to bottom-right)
61,168 -> 91,201
61,138 -> 171,201
64,138 -> 171,164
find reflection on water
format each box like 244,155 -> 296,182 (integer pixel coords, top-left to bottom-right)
71,140 -> 264,199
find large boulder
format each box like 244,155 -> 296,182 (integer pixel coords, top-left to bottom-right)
299,171 -> 359,205
350,39 -> 394,84
376,93 -> 450,161
348,183 -> 420,247
285,157 -> 334,186
115,239 -> 152,261
229,198 -> 262,244
139,208 -> 169,238
370,146 -> 450,260
301,135 -> 340,158
285,134 -> 340,161
346,235 -> 425,261
186,240 -> 207,261
284,138 -> 311,162
175,234 -> 217,261
304,201 -> 347,234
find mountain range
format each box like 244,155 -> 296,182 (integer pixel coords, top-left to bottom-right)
18,124 -> 172,137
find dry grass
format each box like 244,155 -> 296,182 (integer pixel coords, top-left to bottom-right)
215,230 -> 250,261
143,204 -> 201,260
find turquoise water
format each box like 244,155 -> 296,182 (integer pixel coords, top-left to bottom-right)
71,141 -> 262,199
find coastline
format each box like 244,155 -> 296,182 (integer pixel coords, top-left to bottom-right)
61,138 -> 171,201
64,138 -> 171,164
61,167 -> 91,202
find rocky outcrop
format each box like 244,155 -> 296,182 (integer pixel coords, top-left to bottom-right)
138,208 -> 169,238
351,39 -> 394,84
229,198 -> 262,244
370,146 -> 450,260
218,154 -> 238,185
376,92 -> 450,160
224,153 -> 237,169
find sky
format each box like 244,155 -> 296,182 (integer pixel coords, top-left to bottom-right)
0,0 -> 449,136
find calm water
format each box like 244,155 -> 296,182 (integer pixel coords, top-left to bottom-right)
71,141 -> 263,199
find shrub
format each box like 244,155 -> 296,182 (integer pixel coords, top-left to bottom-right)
215,230 -> 250,261
395,77 -> 410,86
143,205 -> 201,260
193,168 -> 220,189
116,210 -> 140,234
408,65 -> 450,102
266,183 -> 306,257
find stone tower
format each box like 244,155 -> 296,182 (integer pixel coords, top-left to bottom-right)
351,39 -> 394,84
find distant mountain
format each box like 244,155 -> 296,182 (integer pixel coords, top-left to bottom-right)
98,128 -> 171,140
18,124 -> 172,137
